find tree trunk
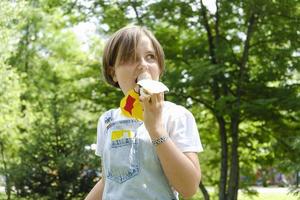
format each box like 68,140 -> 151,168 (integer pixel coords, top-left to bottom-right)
5,177 -> 11,200
199,181 -> 210,200
0,142 -> 11,200
216,116 -> 228,200
297,171 -> 299,187
227,118 -> 240,200
226,11 -> 256,200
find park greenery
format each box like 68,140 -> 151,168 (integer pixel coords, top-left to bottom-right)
0,0 -> 299,200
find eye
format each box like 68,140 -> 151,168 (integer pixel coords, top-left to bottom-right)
146,54 -> 156,62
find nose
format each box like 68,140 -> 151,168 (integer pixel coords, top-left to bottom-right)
137,58 -> 148,71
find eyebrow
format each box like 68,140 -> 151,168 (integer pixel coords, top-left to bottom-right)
144,50 -> 156,54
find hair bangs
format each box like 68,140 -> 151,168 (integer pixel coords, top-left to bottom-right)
115,29 -> 141,67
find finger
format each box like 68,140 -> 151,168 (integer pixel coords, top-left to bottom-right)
139,95 -> 146,102
153,93 -> 164,103
155,92 -> 164,103
147,95 -> 152,104
140,95 -> 151,104
157,92 -> 164,102
134,84 -> 140,93
149,94 -> 155,104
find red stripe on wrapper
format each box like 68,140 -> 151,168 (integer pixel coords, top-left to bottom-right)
123,95 -> 136,115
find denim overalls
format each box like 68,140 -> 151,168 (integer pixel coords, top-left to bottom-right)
100,108 -> 178,200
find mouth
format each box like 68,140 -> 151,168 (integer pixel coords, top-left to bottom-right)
136,73 -> 152,83
133,79 -> 140,94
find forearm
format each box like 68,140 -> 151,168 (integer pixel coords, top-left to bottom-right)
152,130 -> 201,198
140,94 -> 201,197
84,178 -> 104,200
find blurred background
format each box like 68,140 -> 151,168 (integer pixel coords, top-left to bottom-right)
0,0 -> 299,200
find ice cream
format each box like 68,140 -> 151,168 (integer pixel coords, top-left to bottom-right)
137,72 -> 152,82
136,73 -> 169,98
120,73 -> 169,121
138,79 -> 169,97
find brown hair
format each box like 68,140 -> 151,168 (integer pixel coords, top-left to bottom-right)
102,25 -> 165,88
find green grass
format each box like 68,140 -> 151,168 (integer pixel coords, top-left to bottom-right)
239,192 -> 299,200
181,188 -> 300,200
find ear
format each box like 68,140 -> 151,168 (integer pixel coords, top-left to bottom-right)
108,67 -> 117,83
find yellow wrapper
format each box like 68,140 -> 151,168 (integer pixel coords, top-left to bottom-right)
120,89 -> 143,121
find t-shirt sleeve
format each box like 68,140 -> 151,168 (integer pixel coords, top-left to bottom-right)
95,113 -> 107,157
167,107 -> 203,153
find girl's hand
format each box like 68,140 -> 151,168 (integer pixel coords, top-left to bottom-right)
139,93 -> 165,139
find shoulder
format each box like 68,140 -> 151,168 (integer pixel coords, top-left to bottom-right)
163,101 -> 194,120
98,108 -> 120,126
164,101 -> 203,152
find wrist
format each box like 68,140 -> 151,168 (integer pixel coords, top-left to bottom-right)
152,135 -> 169,146
147,126 -> 165,140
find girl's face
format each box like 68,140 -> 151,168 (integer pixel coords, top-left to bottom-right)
112,34 -> 161,95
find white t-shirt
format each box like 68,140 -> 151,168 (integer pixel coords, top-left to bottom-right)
96,101 -> 203,200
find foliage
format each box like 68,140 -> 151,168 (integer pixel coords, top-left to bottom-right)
0,0 -> 112,199
0,0 -> 299,200
87,0 -> 300,199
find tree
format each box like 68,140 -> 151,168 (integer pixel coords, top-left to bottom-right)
2,0 -> 111,199
0,1 -> 28,199
86,1 -> 300,200
1,0 -> 299,199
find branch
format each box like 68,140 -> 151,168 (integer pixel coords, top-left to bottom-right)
168,60 -> 214,111
200,0 -> 216,64
116,2 -> 127,17
269,13 -> 299,21
130,1 -> 143,25
250,37 -> 280,48
240,13 -> 257,69
214,0 -> 220,53
236,12 -> 257,111
63,0 -> 78,16
199,181 -> 210,200
169,59 -> 216,113
168,91 -> 215,113
218,35 -> 240,66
